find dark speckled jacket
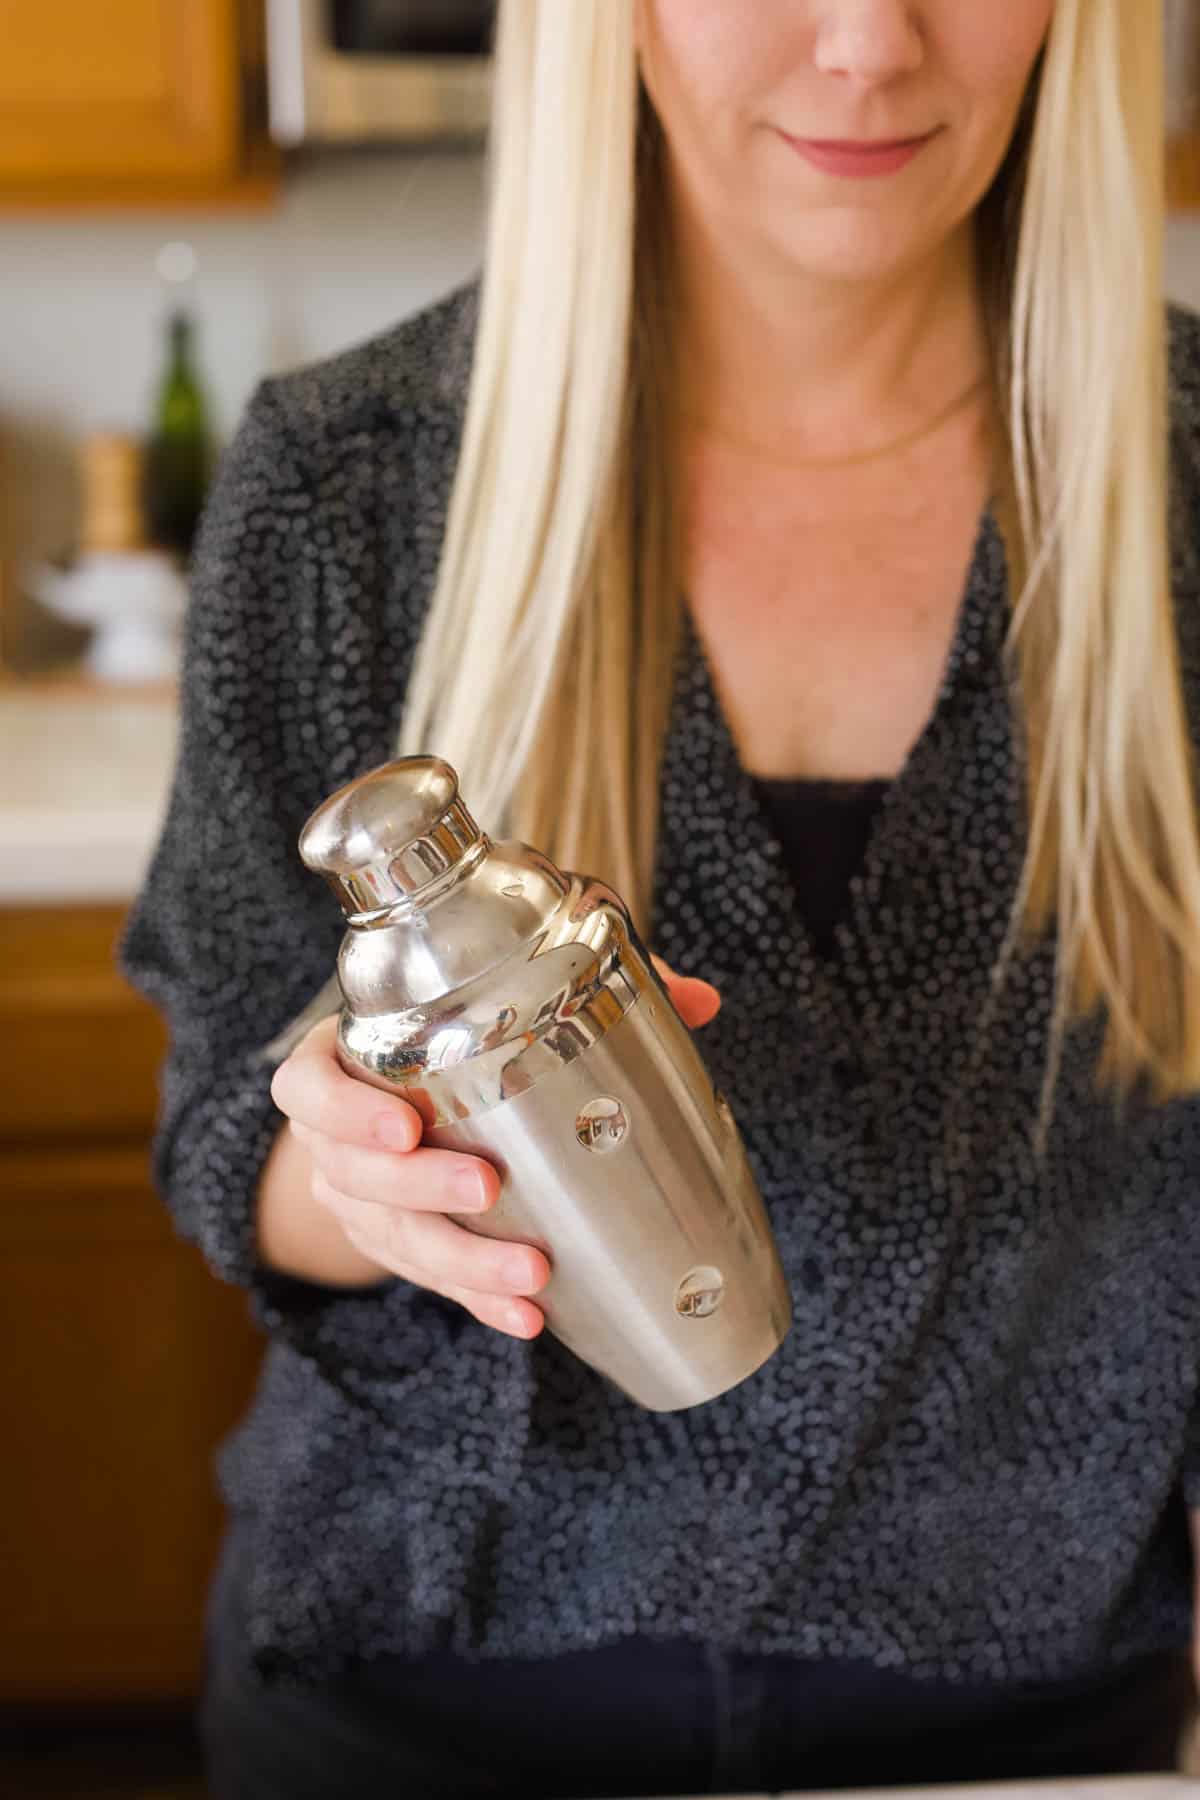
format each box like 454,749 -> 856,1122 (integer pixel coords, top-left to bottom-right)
121,277 -> 1200,1688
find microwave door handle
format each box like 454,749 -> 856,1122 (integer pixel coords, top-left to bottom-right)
266,0 -> 312,146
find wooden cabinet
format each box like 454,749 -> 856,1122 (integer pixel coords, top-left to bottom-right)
1169,0 -> 1200,208
0,0 -> 277,210
0,905 -> 264,1703
1171,134 -> 1200,211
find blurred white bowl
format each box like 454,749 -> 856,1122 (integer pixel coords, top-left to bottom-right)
26,549 -> 187,683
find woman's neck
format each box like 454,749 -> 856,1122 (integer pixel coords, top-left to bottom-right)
672,200 -> 992,464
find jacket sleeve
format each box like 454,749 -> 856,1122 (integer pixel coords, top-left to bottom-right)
118,377 -> 369,1323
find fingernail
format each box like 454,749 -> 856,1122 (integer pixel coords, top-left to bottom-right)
454,1168 -> 491,1211
376,1113 -> 415,1151
511,1253 -> 546,1294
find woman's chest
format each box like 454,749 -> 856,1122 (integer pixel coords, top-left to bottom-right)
682,451 -> 993,782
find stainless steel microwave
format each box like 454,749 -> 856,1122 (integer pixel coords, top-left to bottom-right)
266,1 -> 494,146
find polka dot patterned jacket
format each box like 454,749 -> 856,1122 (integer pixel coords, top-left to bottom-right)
120,277 -> 1200,1690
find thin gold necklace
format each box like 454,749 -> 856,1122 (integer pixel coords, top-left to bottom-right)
682,371 -> 991,471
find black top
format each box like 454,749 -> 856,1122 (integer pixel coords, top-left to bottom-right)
119,277 -> 1200,1691
751,774 -> 891,957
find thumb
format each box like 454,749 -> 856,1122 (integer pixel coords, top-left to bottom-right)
650,954 -> 722,1028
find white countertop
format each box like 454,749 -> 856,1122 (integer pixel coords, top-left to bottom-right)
0,685 -> 178,904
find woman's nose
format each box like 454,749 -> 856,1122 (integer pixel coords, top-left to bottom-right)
812,0 -> 924,86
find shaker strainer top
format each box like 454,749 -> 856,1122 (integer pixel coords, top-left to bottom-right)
299,755 -> 484,921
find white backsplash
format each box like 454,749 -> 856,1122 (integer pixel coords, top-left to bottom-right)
0,150 -> 486,445
1167,211 -> 1200,312
0,150 -> 484,650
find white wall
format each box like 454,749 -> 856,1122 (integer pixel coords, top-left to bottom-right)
1167,213 -> 1200,309
0,150 -> 487,630
0,149 -> 486,442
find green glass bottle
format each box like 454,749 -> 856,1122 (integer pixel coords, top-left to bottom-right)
143,309 -> 214,559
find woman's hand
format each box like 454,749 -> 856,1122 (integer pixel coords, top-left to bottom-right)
262,955 -> 721,1338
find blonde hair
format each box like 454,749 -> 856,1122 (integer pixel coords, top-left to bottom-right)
396,0 -> 1200,1116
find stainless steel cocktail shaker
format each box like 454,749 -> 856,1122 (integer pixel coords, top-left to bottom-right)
299,756 -> 792,1411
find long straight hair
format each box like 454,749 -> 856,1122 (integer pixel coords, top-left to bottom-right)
395,0 -> 1200,1114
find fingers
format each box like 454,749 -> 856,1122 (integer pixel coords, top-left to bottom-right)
271,1014 -> 422,1151
315,1181 -> 550,1310
650,954 -> 722,1027
442,1289 -> 546,1340
273,1018 -> 548,1339
291,1121 -> 497,1215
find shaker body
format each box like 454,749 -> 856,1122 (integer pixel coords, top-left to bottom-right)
425,980 -> 790,1411
337,857 -> 792,1411
298,756 -> 792,1413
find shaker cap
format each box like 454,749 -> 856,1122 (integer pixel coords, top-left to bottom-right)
299,755 -> 483,919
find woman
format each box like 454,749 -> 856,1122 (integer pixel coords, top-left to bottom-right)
121,1 -> 1200,1794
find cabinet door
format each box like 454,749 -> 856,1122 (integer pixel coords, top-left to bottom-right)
0,0 -> 240,186
0,906 -> 168,1145
0,1147 -> 263,1702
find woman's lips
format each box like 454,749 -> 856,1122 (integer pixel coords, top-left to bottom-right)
778,129 -> 938,178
